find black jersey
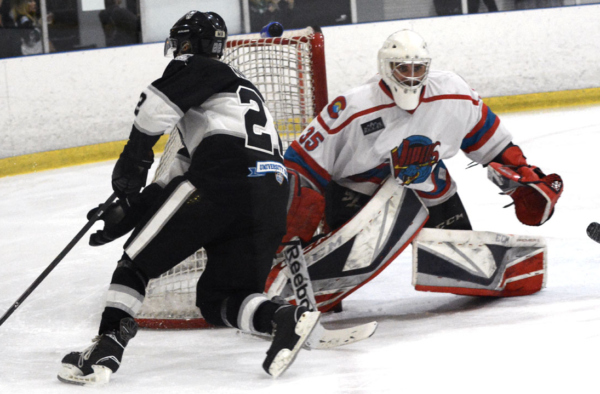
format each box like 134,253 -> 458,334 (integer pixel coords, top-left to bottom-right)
133,54 -> 286,206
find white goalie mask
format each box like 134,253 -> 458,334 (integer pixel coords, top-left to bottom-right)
378,30 -> 431,110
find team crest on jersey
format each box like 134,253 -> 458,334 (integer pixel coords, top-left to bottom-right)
327,96 -> 347,119
389,136 -> 440,185
248,161 -> 288,185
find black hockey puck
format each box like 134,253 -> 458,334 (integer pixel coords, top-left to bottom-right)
586,222 -> 600,243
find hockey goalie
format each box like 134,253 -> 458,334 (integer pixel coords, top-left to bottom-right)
266,29 -> 564,312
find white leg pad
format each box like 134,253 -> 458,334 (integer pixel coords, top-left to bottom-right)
413,228 -> 547,297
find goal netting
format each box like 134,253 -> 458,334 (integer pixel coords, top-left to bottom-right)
135,27 -> 328,329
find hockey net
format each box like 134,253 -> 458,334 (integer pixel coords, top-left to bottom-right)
135,27 -> 328,329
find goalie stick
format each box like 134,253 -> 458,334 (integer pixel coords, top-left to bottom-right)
587,222 -> 600,243
278,239 -> 378,349
0,193 -> 118,327
304,320 -> 377,349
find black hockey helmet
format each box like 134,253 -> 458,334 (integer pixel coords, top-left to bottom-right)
164,11 -> 227,58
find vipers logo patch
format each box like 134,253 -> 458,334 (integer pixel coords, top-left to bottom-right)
389,136 -> 440,185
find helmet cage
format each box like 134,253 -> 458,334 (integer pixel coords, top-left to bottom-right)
380,57 -> 431,93
377,30 -> 431,110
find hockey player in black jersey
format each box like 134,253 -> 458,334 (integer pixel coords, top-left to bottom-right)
58,11 -> 320,385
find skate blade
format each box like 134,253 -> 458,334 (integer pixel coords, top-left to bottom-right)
57,364 -> 112,385
268,311 -> 321,379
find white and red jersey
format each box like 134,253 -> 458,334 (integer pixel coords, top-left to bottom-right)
284,70 -> 512,207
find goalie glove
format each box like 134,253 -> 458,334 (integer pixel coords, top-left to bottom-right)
88,183 -> 163,246
488,162 -> 563,226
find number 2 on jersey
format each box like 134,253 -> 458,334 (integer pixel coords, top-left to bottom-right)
237,86 -> 280,156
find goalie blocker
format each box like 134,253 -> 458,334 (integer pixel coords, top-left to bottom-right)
413,228 -> 547,297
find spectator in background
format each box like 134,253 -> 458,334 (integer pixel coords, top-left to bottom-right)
99,0 -> 140,47
250,0 -> 349,32
514,0 -> 563,10
124,0 -> 137,15
0,0 -> 10,25
468,0 -> 498,13
9,0 -> 52,55
0,0 -> 22,57
434,0 -> 462,15
250,0 -> 292,32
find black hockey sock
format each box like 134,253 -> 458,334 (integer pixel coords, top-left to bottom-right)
98,257 -> 148,335
253,301 -> 281,334
99,307 -> 133,335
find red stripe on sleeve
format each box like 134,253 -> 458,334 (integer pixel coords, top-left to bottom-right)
317,114 -> 330,133
285,141 -> 331,191
465,103 -> 489,140
463,116 -> 500,153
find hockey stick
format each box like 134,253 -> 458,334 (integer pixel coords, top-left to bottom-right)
0,192 -> 118,327
282,238 -> 318,310
587,222 -> 600,243
280,238 -> 378,349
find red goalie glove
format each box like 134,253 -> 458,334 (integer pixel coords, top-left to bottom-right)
488,162 -> 563,226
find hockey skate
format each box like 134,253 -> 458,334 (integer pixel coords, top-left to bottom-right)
263,305 -> 321,378
57,318 -> 137,385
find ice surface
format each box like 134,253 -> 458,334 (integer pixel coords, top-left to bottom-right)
1,105 -> 599,393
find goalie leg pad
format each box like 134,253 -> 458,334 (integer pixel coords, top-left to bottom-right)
412,228 -> 547,297
266,177 -> 429,311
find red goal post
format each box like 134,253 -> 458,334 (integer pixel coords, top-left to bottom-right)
135,26 -> 328,329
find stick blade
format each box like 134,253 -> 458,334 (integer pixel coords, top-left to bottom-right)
304,321 -> 378,349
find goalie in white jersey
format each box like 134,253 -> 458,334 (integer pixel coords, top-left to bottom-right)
283,29 -> 564,245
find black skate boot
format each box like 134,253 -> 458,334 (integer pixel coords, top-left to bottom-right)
263,304 -> 321,378
57,318 -> 138,385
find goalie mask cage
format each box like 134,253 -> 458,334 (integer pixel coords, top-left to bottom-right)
135,27 -> 328,329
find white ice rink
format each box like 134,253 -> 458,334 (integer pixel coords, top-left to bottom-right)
1,105 -> 599,393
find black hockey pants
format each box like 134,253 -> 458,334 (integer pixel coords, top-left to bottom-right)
100,174 -> 287,332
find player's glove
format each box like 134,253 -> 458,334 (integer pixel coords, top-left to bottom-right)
88,199 -> 131,246
487,163 -> 563,226
111,127 -> 160,199
88,183 -> 163,246
112,151 -> 153,199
